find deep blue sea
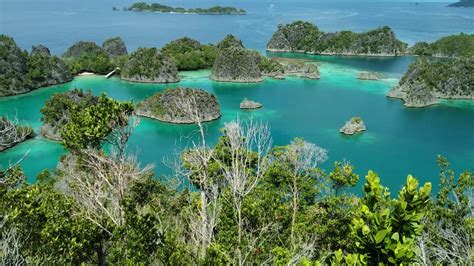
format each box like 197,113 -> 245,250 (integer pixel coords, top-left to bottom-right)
1,0 -> 473,54
0,0 -> 473,194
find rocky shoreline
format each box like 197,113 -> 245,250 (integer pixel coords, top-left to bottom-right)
386,57 -> 473,108
136,88 -> 221,124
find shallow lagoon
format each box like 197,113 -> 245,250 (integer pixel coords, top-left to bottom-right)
1,55 -> 473,193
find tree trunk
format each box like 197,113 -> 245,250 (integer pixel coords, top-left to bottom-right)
290,175 -> 298,250
200,187 -> 208,258
237,200 -> 243,266
96,243 -> 106,266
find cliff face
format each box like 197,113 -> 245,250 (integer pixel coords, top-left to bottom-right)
62,41 -> 114,74
211,35 -> 263,82
267,21 -> 407,56
28,45 -> 73,88
136,87 -> 221,123
0,35 -> 73,97
121,47 -> 180,83
62,41 -> 104,58
387,57 -> 474,107
0,35 -> 31,97
102,37 -> 128,58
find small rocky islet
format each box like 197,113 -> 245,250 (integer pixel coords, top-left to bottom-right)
136,87 -> 221,124
340,117 -> 366,135
358,72 -> 380,80
240,98 -> 263,109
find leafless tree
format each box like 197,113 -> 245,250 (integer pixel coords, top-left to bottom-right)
62,149 -> 153,231
0,217 -> 26,265
215,118 -> 272,266
107,116 -> 141,160
169,89 -> 221,259
417,225 -> 472,265
430,227 -> 472,264
0,116 -> 32,151
287,236 -> 318,265
277,139 -> 327,250
416,231 -> 432,266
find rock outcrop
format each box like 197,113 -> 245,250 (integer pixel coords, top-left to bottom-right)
0,35 -> 31,97
240,98 -> 263,109
211,36 -> 262,82
267,21 -> 407,56
340,117 -> 366,135
136,87 -> 221,123
62,41 -> 113,74
0,35 -> 73,97
387,57 -> 474,107
62,41 -> 104,58
102,37 -> 128,58
284,63 -> 320,79
121,47 -> 180,83
358,72 -> 380,80
28,45 -> 73,88
257,56 -> 285,79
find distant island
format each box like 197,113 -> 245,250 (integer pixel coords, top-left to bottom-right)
125,2 -> 246,15
267,21 -> 407,56
447,0 -> 474,8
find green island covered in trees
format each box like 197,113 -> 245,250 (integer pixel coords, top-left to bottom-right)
1,89 -> 472,264
125,2 -> 246,15
267,21 -> 407,56
388,34 -> 474,107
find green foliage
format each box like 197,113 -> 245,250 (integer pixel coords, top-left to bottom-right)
62,41 -> 113,74
162,37 -> 217,70
273,22 -> 407,55
216,34 -> 244,50
121,47 -> 177,80
398,56 -> 474,98
351,171 -> 431,265
61,93 -> 133,151
0,35 -> 31,96
257,56 -> 284,74
0,165 -> 26,194
412,33 -> 474,57
1,181 -> 101,264
40,89 -> 98,134
329,161 -> 359,196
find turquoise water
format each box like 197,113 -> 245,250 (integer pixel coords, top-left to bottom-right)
1,56 -> 473,193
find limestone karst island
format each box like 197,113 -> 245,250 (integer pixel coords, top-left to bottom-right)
0,0 -> 473,265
